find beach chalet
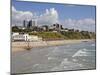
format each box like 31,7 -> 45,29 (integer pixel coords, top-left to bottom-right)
12,33 -> 29,41
12,33 -> 42,41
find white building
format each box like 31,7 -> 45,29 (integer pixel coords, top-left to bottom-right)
12,33 -> 42,42
32,19 -> 37,26
12,33 -> 29,41
60,29 -> 68,32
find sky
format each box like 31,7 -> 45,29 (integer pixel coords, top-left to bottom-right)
12,0 -> 96,32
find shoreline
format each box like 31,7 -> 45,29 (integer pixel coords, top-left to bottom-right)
12,39 -> 95,53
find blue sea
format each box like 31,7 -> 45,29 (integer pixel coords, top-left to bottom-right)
12,40 -> 96,73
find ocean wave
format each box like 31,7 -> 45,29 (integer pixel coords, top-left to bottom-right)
51,58 -> 83,71
32,64 -> 39,68
72,49 -> 88,57
60,58 -> 83,68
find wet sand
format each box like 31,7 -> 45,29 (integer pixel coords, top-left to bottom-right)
12,39 -> 93,52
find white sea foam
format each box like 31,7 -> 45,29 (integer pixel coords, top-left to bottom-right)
91,44 -> 95,46
51,58 -> 83,71
78,64 -> 83,67
48,57 -> 56,60
72,49 -> 88,57
61,58 -> 68,65
33,64 -> 39,68
72,59 -> 78,62
51,58 -> 69,71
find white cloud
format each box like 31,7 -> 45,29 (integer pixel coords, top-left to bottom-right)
37,8 -> 59,25
77,18 -> 95,26
12,6 -> 33,26
62,18 -> 95,32
12,6 -> 59,26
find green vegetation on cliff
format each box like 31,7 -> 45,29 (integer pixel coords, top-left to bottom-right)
29,32 -> 67,40
60,31 -> 95,39
29,31 -> 96,40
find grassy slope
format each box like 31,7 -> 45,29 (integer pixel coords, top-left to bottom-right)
29,31 -> 96,40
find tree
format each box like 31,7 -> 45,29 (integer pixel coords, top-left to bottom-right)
42,25 -> 49,31
12,26 -> 19,32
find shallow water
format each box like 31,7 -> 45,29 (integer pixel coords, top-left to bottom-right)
12,41 -> 96,74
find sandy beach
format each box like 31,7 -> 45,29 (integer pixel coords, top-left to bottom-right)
12,39 -> 93,52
